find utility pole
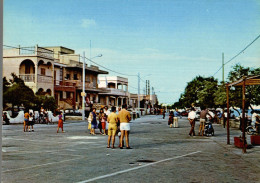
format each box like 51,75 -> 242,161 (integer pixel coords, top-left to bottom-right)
146,80 -> 148,95
222,53 -> 224,83
148,80 -> 150,95
138,73 -> 140,114
82,52 -> 85,120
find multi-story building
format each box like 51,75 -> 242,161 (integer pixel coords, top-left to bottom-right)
3,45 -> 55,95
47,46 -> 108,110
3,45 -> 108,110
98,76 -> 129,107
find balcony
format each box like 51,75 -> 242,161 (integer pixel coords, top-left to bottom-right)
38,75 -> 53,83
106,88 -> 128,96
19,74 -> 35,82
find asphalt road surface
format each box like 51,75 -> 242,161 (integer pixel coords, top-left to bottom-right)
2,115 -> 260,183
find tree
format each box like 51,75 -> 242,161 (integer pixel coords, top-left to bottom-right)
179,76 -> 217,108
3,73 -> 36,115
43,96 -> 57,112
227,64 -> 260,109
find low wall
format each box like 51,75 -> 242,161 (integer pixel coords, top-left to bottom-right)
3,111 -> 59,124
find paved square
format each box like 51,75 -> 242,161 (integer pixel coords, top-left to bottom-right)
2,115 -> 260,183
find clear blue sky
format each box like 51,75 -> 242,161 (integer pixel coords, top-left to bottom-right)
4,0 -> 260,104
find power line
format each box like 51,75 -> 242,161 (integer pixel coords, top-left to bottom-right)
213,34 -> 260,76
83,56 -> 137,77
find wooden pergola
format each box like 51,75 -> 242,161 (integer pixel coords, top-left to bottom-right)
226,75 -> 260,153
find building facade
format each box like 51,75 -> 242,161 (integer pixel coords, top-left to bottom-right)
98,76 -> 130,107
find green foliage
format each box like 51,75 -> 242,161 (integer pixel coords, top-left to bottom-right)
179,76 -> 218,108
175,64 -> 259,109
3,73 -> 58,113
43,96 -> 57,112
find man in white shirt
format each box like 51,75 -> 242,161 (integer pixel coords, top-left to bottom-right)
188,108 -> 196,136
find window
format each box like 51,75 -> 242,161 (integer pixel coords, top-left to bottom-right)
60,91 -> 63,99
66,74 -> 70,80
74,73 -> 78,80
86,75 -> 90,82
41,68 -> 45,75
66,92 -> 70,98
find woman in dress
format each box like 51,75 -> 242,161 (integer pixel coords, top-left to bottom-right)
57,112 -> 64,133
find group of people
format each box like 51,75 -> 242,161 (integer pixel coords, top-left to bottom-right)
88,104 -> 132,149
23,110 -> 35,132
187,107 -> 214,136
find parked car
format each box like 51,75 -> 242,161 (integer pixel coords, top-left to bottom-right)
64,109 -> 82,116
180,111 -> 188,117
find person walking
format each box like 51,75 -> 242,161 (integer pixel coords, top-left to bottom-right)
188,108 -> 196,136
117,104 -> 132,149
107,106 -> 118,148
168,111 -> 174,128
163,109 -> 166,119
198,107 -> 211,136
57,112 -> 64,133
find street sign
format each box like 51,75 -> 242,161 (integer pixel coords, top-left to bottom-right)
81,92 -> 86,97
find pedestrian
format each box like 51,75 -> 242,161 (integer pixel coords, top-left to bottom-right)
163,109 -> 166,119
173,109 -> 179,127
188,107 -> 196,136
117,104 -> 132,149
198,107 -> 210,136
57,111 -> 65,133
98,109 -> 105,135
24,110 -> 30,132
104,106 -> 110,135
89,108 -> 98,135
3,112 -> 10,125
168,111 -> 174,128
107,106 -> 118,148
28,112 -> 35,132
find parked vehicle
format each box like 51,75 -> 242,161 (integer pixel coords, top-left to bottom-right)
180,111 -> 188,117
64,109 -> 82,116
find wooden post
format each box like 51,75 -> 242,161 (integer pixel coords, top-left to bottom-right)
226,85 -> 230,144
242,80 -> 246,153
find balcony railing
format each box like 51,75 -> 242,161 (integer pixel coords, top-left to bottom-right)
19,74 -> 35,82
38,75 -> 53,83
54,80 -> 97,89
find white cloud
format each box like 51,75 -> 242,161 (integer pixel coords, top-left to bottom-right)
81,19 -> 96,28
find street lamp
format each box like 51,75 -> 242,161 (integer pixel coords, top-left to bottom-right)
82,52 -> 102,120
